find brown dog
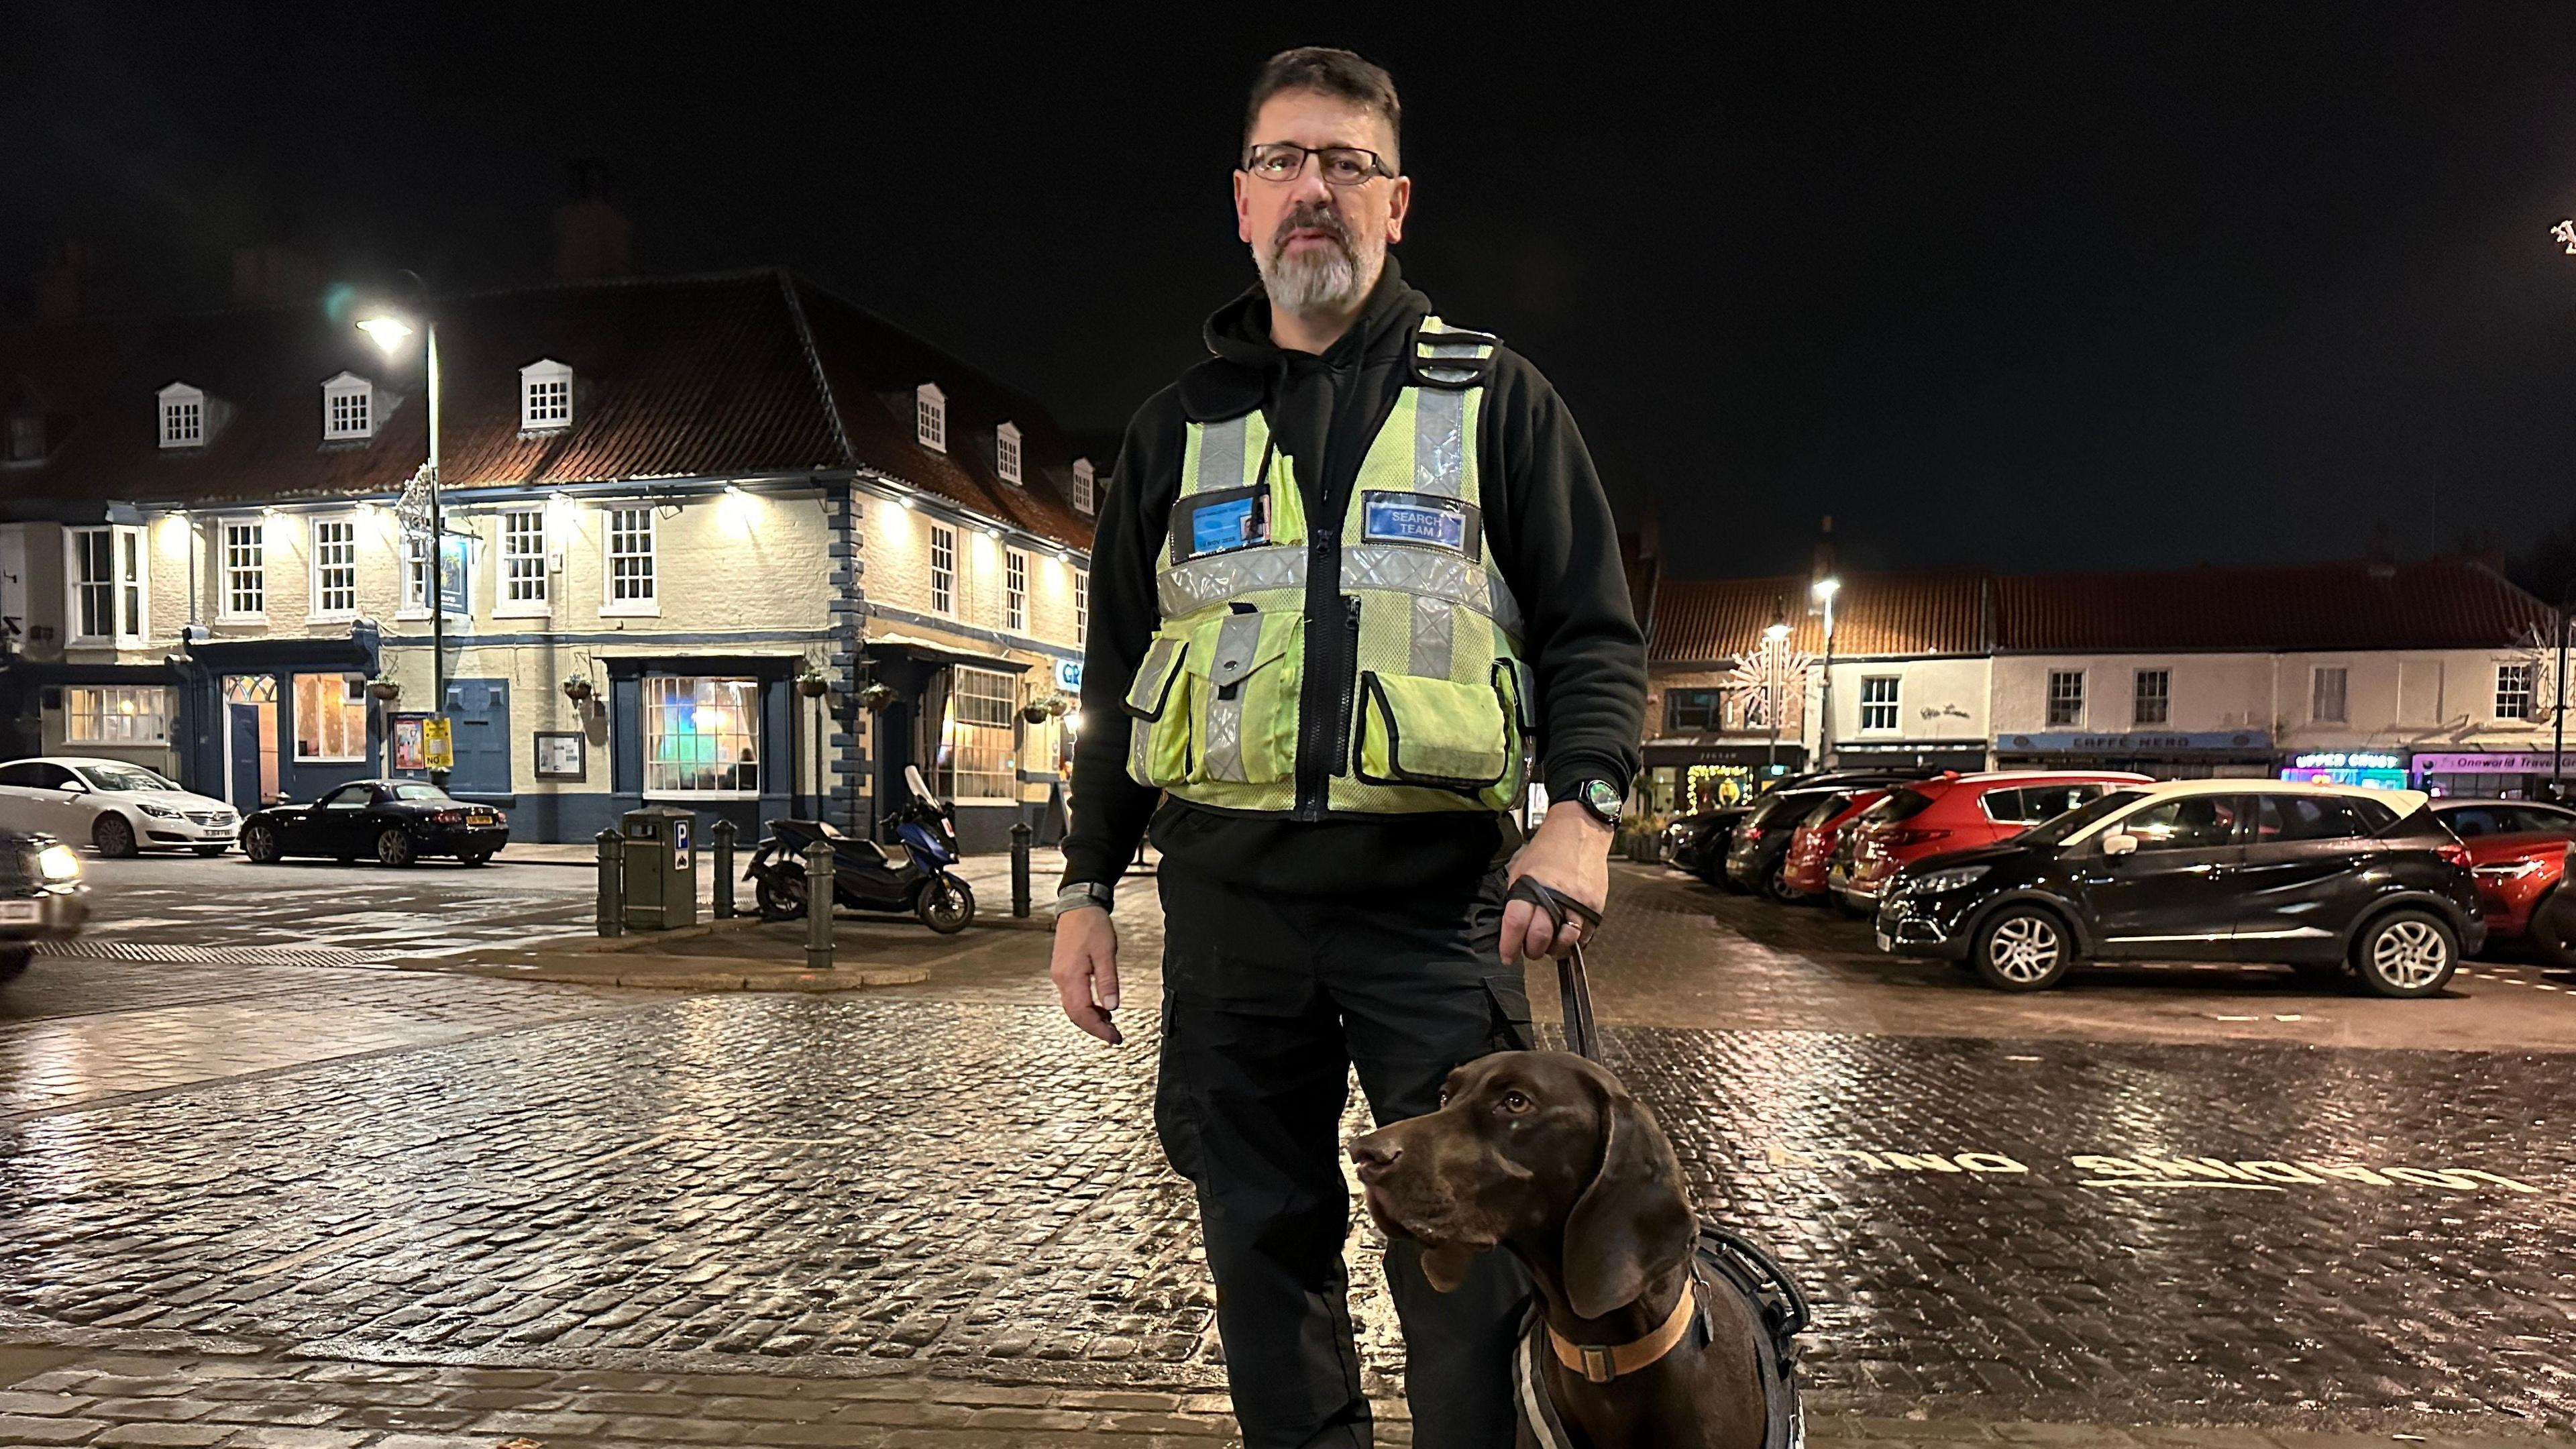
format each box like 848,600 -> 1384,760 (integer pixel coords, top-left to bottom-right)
1350,1051 -> 1771,1449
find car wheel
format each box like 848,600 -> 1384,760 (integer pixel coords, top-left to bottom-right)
916,875 -> 975,934
2351,911 -> 2457,998
0,945 -> 28,985
1972,906 -> 2076,991
193,844 -> 228,858
1764,860 -> 1804,904
241,822 -> 282,864
91,813 -> 138,859
2528,888 -> 2576,969
376,828 -> 417,868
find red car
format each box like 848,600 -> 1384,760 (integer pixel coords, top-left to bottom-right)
2430,798 -> 2576,963
1834,770 -> 2153,912
1779,788 -> 1894,901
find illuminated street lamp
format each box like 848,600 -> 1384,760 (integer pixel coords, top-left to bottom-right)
1764,602 -> 1791,773
358,281 -> 447,786
1812,576 -> 1841,769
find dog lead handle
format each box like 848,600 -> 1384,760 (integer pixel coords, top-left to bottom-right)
1505,876 -> 1601,1062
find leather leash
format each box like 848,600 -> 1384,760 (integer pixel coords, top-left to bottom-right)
1506,876 -> 1602,1061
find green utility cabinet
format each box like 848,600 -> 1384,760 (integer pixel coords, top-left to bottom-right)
621,807 -> 699,930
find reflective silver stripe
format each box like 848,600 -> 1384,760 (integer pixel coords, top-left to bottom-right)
1413,387 -> 1468,498
1129,713 -> 1153,778
1195,415 -> 1248,496
1410,594 -> 1454,680
1158,545 -> 1307,616
1342,544 -> 1524,637
1124,636 -> 1184,714
1201,612 -> 1265,782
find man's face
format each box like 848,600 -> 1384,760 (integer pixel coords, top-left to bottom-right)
1234,89 -> 1411,317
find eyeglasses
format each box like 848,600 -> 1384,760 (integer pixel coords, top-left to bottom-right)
1240,142 -> 1395,187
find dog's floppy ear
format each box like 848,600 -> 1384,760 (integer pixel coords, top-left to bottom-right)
1561,1081 -> 1696,1320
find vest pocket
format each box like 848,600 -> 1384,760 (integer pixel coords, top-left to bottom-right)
1353,670 -> 1511,791
1123,631 -> 1195,788
1189,608 -> 1301,785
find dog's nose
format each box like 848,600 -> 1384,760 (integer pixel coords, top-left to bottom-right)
1349,1136 -> 1402,1183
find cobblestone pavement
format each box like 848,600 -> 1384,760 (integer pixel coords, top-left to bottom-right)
1,861 -> 2571,1444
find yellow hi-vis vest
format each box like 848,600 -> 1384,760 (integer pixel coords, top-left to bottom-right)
1121,317 -> 1537,816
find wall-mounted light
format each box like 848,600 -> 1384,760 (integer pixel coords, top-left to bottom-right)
724,482 -> 745,497
896,494 -> 917,511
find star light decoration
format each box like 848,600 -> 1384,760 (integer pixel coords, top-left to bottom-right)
2555,219 -> 2576,256
1729,635 -> 1816,729
393,460 -> 438,539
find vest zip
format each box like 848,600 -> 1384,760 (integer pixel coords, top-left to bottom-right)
1291,358 -> 1408,820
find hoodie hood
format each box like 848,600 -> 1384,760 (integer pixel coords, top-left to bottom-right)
1181,253 -> 1431,421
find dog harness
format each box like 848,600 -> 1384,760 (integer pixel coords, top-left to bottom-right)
1505,879 -> 1811,1449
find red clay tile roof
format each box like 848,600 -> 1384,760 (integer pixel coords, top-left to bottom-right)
1650,570 -> 1991,663
1992,557 -> 2554,653
0,270 -> 1098,551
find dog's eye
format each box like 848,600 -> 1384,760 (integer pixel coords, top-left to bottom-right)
1497,1090 -> 1534,1115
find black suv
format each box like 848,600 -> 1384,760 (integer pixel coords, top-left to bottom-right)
1874,782 -> 2481,997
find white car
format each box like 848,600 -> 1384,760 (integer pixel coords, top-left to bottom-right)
0,757 -> 241,857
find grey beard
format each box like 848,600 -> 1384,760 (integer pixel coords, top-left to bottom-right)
1256,232 -> 1384,317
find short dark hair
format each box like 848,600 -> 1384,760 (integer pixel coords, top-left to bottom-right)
1244,47 -> 1402,172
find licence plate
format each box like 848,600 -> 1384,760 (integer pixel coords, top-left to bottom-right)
468,813 -> 498,826
1875,930 -> 1892,953
0,900 -> 41,924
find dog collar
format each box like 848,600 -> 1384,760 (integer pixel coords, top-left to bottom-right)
1544,1284 -> 1698,1384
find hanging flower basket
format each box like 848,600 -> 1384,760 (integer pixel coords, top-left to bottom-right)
561,674 -> 595,704
796,669 -> 832,699
365,678 -> 402,702
856,681 -> 898,711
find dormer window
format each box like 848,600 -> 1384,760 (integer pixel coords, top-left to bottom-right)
915,382 -> 947,452
158,382 -> 205,449
321,372 -> 375,441
520,358 -> 573,432
996,421 -> 1022,486
1071,458 -> 1095,515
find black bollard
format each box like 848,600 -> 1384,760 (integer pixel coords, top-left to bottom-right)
1010,820 -> 1033,918
804,838 -> 834,971
595,827 -> 623,937
711,818 -> 738,920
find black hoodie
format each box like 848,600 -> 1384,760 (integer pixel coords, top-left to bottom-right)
1063,256 -> 1646,898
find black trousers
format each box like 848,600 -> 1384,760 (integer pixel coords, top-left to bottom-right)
1155,864 -> 1533,1449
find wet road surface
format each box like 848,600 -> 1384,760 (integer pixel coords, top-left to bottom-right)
0,857 -> 2570,1440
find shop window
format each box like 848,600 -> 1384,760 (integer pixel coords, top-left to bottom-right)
1005,548 -> 1028,633
67,525 -> 148,645
2496,662 -> 2536,721
293,674 -> 368,762
643,676 -> 761,796
1858,676 -> 1900,733
939,665 -> 1018,802
929,523 -> 956,614
2132,669 -> 2170,727
2312,665 -> 2348,724
1666,688 -> 1725,733
2046,669 -> 2086,727
66,686 -> 170,745
310,516 -> 358,618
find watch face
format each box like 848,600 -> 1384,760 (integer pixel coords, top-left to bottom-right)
1581,780 -> 1622,815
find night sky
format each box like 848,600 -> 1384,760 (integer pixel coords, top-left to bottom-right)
10,4 -> 2576,580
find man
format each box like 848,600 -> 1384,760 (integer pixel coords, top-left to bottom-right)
1051,47 -> 1646,1449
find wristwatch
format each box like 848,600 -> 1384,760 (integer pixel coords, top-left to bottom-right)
1564,779 -> 1624,828
1055,881 -> 1116,916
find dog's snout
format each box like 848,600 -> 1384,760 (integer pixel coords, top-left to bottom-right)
1349,1135 -> 1403,1184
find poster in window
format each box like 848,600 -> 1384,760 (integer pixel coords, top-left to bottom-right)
391,714 -> 428,771
534,731 -> 586,780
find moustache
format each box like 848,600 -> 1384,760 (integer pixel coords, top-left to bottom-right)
1271,203 -> 1354,255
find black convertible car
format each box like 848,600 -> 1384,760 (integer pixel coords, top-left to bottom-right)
240,780 -> 508,867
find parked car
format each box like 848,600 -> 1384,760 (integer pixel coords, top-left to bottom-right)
1778,788 -> 1896,901
1873,779 -> 2481,998
2430,798 -> 2576,965
1836,771 -> 2153,912
240,780 -> 508,867
1725,773 -> 1931,898
0,826 -> 89,984
1665,804 -> 1753,881
0,757 -> 241,858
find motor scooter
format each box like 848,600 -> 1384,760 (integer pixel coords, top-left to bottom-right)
746,765 -> 976,932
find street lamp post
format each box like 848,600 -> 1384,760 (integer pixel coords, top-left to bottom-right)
1764,602 -> 1790,775
1812,576 -> 1841,770
357,284 -> 445,788
2555,582 -> 2573,800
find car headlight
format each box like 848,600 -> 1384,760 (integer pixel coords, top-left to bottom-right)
136,801 -> 184,819
1911,863 -> 1991,894
36,844 -> 81,881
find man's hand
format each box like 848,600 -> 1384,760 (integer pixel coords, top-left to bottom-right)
1051,906 -> 1124,1044
1503,804 -> 1614,961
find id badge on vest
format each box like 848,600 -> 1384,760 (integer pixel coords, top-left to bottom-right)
1360,490 -> 1482,562
1170,484 -> 1273,563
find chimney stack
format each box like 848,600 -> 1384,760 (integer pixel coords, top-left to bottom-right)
553,158 -> 633,282
231,246 -> 320,307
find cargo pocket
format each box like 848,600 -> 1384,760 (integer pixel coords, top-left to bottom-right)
1479,658 -> 1538,810
1481,971 -> 1534,1053
1123,631 -> 1194,788
1353,670 -> 1511,792
1187,608 -> 1301,785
